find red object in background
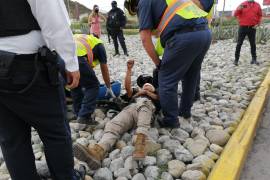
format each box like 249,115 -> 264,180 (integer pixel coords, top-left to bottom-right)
234,1 -> 262,26
263,0 -> 270,6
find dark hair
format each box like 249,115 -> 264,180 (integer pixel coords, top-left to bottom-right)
137,75 -> 153,88
124,0 -> 139,16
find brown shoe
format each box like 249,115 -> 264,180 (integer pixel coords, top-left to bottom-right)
133,133 -> 146,160
73,143 -> 105,170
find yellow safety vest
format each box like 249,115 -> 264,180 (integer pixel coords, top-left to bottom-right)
156,0 -> 208,36
155,0 -> 213,56
156,38 -> 164,57
74,34 -> 103,68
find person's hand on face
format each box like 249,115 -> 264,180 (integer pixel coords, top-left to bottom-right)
142,83 -> 155,93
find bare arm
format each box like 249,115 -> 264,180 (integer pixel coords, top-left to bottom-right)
133,89 -> 159,100
99,14 -> 106,23
100,64 -> 111,88
140,30 -> 161,66
88,14 -> 92,26
192,0 -> 204,10
145,90 -> 159,100
125,60 -> 134,98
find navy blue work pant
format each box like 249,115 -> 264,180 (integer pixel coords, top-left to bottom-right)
0,55 -> 77,180
71,57 -> 99,119
159,29 -> 212,125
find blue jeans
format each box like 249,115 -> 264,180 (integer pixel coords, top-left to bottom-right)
159,29 -> 212,125
71,57 -> 100,119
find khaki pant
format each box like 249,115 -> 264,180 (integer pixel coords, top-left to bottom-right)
98,97 -> 155,152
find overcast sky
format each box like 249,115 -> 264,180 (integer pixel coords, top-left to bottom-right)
72,0 -> 267,12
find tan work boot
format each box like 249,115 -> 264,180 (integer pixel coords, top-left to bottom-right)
73,143 -> 105,170
133,133 -> 146,160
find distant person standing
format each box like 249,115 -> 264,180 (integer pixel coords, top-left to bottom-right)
107,1 -> 129,56
88,5 -> 106,38
234,0 -> 262,66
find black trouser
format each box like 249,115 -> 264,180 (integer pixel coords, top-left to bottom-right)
111,29 -> 128,54
0,54 -> 77,180
235,26 -> 257,61
71,57 -> 100,119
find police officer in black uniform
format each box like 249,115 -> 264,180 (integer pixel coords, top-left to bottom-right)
107,1 -> 129,56
0,0 -> 84,179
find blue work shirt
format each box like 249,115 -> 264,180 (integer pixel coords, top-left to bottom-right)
92,44 -> 107,64
200,0 -> 214,12
137,0 -> 214,46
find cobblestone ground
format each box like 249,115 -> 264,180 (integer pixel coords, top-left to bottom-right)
0,36 -> 270,180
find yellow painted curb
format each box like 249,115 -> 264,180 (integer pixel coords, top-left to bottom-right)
208,69 -> 270,180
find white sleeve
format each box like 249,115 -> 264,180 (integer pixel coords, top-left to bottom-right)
27,0 -> 78,72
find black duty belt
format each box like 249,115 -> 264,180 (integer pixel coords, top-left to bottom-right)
175,25 -> 208,35
0,47 -> 60,94
14,53 -> 46,71
162,25 -> 209,47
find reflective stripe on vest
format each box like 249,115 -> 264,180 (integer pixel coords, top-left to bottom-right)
206,4 -> 214,28
75,35 -> 94,66
157,0 -> 208,36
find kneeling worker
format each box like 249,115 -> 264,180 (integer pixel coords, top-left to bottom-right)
72,34 -> 115,125
73,60 -> 161,169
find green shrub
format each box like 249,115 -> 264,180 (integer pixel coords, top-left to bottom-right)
211,25 -> 270,44
71,22 -> 82,30
80,16 -> 89,24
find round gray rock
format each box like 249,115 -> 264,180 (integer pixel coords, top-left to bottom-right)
182,170 -> 206,180
143,156 -> 157,166
168,160 -> 186,178
132,173 -> 145,180
157,149 -> 173,166
161,172 -> 174,180
206,130 -> 230,146
110,157 -> 124,172
144,166 -> 160,179
94,167 -> 113,180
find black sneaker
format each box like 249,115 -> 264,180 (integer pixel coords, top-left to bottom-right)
124,52 -> 129,56
77,117 -> 99,126
251,60 -> 259,65
158,119 -> 180,128
234,60 -> 238,66
113,52 -> 120,56
74,164 -> 86,180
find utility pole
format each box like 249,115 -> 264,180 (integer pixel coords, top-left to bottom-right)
75,1 -> 80,21
66,0 -> 71,18
220,0 -> 226,27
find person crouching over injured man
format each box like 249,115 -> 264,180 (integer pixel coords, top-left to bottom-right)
73,60 -> 161,169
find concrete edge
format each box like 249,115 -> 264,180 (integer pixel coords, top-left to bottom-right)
208,69 -> 270,180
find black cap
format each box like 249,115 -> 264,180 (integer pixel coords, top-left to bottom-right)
124,0 -> 139,16
111,1 -> 117,5
137,74 -> 153,88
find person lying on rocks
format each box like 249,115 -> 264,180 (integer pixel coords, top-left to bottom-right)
73,59 -> 161,170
